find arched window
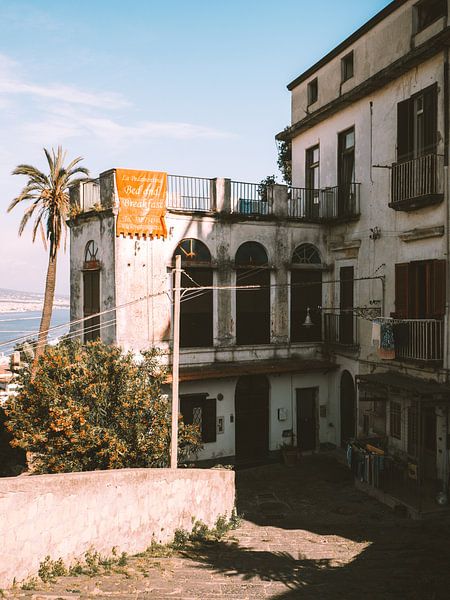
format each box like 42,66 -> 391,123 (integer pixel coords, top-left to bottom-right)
235,242 -> 270,345
292,243 -> 321,265
83,241 -> 100,342
290,244 -> 322,343
174,239 -> 213,348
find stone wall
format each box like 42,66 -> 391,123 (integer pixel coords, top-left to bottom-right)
0,467 -> 235,588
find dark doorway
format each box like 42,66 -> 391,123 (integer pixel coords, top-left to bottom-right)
291,270 -> 322,342
235,242 -> 270,345
83,270 -> 100,342
339,266 -> 354,344
296,388 -> 317,452
340,370 -> 356,447
235,375 -> 269,464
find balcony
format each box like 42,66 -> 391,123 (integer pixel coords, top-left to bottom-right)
393,319 -> 444,364
288,183 -> 360,222
231,181 -> 272,216
389,153 -> 444,211
323,312 -> 358,347
167,175 -> 212,212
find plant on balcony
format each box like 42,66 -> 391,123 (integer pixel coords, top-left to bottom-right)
4,340 -> 202,473
257,175 -> 277,202
277,127 -> 292,185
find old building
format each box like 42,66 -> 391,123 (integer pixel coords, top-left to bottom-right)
276,0 -> 450,512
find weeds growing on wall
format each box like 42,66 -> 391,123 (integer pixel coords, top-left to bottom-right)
5,340 -> 202,473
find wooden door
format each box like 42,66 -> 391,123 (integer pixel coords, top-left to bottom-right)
83,270 -> 100,342
296,388 -> 317,452
290,270 -> 322,343
235,375 -> 269,463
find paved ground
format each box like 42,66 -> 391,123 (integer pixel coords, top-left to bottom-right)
6,454 -> 450,599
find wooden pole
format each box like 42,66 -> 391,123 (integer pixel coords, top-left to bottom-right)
171,254 -> 181,469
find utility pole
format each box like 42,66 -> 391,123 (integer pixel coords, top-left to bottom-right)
171,254 -> 181,469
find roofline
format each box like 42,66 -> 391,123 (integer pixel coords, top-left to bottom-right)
287,0 -> 409,91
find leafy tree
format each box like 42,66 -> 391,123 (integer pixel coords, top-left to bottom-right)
4,340 -> 202,473
277,128 -> 292,185
257,175 -> 277,202
8,147 -> 89,375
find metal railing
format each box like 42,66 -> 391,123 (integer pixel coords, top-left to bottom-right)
288,183 -> 360,220
80,179 -> 100,211
231,181 -> 272,216
391,153 -> 443,206
323,312 -> 358,346
167,175 -> 212,212
394,319 -> 444,363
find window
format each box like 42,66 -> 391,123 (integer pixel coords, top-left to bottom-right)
305,145 -> 320,218
407,402 -> 419,456
397,84 -> 437,161
290,245 -> 322,343
394,260 -> 445,319
235,242 -> 270,345
341,51 -> 354,82
174,239 -> 213,348
416,0 -> 446,32
84,240 -> 99,263
390,401 -> 402,439
339,266 -> 354,345
180,394 -> 217,443
307,78 -> 318,105
338,127 -> 355,216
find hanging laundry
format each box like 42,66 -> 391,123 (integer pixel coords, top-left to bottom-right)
378,321 -> 395,359
371,320 -> 381,347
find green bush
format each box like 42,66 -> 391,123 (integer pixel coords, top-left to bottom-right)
5,340 -> 202,473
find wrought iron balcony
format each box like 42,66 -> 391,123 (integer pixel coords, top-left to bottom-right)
393,319 -> 444,363
389,153 -> 444,211
323,312 -> 358,347
288,183 -> 360,222
167,175 -> 213,212
231,181 -> 272,216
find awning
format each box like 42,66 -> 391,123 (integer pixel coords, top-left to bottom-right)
357,372 -> 450,403
167,358 -> 337,383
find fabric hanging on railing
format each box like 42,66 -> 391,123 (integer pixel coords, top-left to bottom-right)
115,168 -> 167,238
371,320 -> 381,347
379,321 -> 395,359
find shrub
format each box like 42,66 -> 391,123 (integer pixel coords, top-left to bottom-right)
5,340 -> 202,473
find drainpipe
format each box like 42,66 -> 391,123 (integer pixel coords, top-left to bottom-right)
442,48 -> 449,499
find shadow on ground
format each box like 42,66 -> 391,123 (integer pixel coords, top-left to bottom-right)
183,455 -> 450,599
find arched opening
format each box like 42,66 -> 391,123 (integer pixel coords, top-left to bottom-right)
340,370 -> 356,447
174,238 -> 213,348
83,240 -> 100,342
235,374 -> 269,463
235,242 -> 270,345
290,243 -> 322,342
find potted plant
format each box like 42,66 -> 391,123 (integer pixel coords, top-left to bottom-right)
280,434 -> 300,466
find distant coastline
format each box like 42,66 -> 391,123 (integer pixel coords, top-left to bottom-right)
0,287 -> 69,314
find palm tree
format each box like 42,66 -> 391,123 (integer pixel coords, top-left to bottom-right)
8,147 -> 89,374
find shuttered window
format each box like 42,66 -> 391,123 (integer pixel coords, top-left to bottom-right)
395,259 -> 445,319
397,84 -> 437,162
180,394 -> 217,443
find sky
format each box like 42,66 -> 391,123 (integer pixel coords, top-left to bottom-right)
0,0 -> 391,295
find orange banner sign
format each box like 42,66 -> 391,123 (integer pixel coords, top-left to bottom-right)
116,169 -> 167,238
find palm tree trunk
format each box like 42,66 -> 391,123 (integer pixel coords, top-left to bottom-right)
32,253 -> 57,378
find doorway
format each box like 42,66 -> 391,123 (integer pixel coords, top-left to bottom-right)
296,388 -> 317,452
235,375 -> 269,463
340,370 -> 356,447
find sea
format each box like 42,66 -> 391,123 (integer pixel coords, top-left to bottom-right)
0,308 -> 70,356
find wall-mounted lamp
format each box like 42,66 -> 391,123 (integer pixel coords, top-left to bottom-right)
217,393 -> 224,401
302,307 -> 314,328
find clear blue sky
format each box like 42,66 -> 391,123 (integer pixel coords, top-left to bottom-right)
0,0 -> 391,294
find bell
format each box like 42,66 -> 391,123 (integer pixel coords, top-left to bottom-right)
302,307 -> 314,328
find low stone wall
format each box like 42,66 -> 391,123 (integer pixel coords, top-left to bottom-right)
0,467 -> 235,587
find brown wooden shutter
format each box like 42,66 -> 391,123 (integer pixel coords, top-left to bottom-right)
430,259 -> 446,318
397,98 -> 412,162
423,84 -> 438,155
202,399 -> 217,443
395,263 -> 410,318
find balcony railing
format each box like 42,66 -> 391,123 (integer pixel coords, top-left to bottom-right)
324,312 -> 358,346
288,183 -> 360,221
394,319 -> 444,363
167,175 -> 212,212
390,153 -> 444,211
231,181 -> 272,216
80,179 -> 100,211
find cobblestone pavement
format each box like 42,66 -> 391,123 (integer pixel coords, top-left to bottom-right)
5,454 -> 450,599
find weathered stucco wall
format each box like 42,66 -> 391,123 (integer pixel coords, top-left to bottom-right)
0,468 -> 235,588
